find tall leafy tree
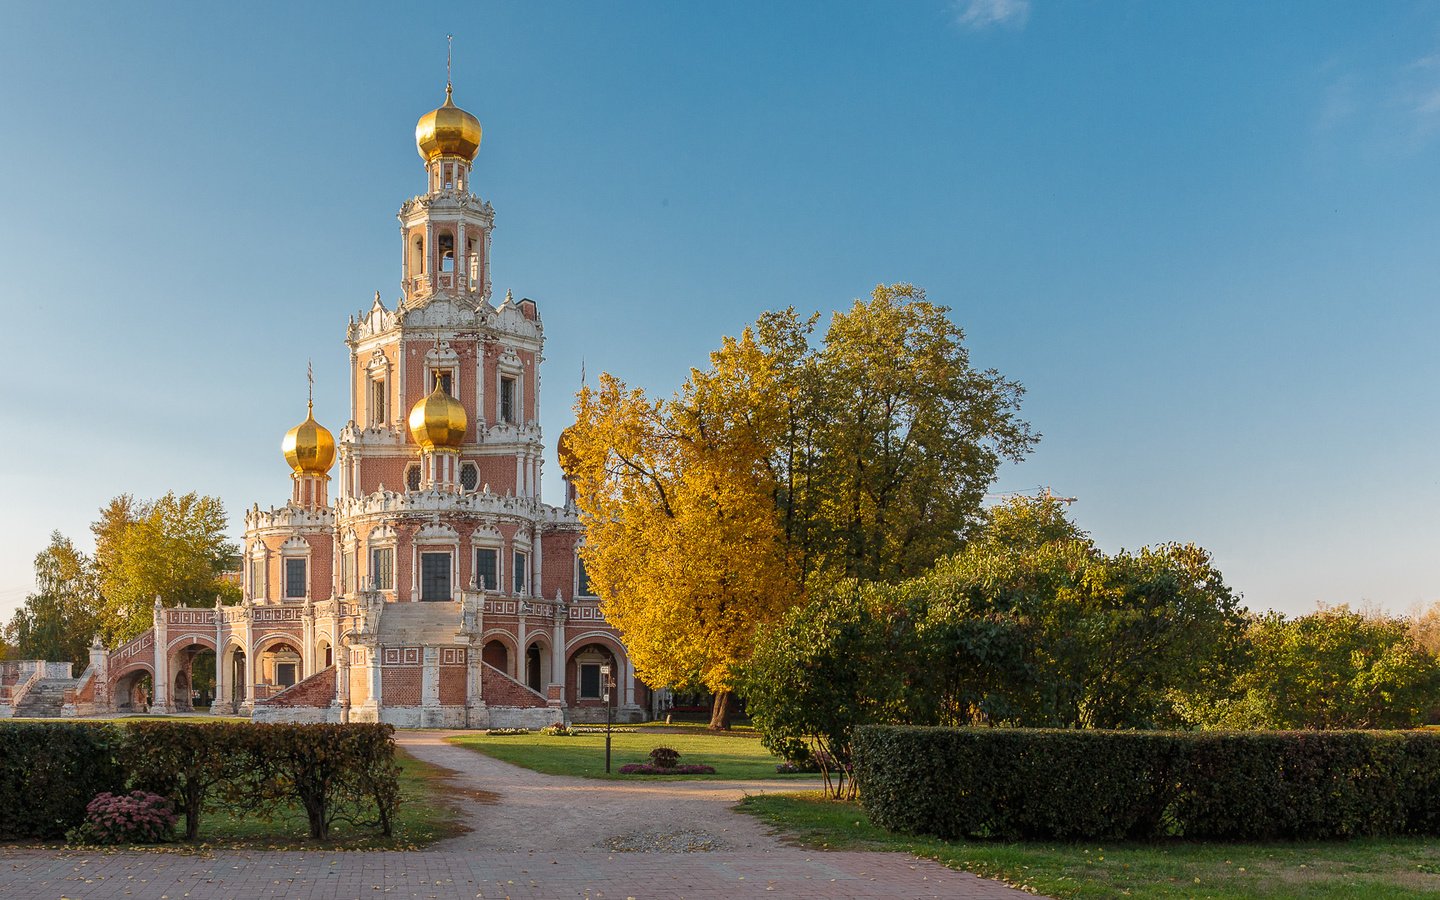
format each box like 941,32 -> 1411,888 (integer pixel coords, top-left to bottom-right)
568,327 -> 801,728
569,285 -> 1035,727
5,532 -> 100,668
92,492 -> 240,644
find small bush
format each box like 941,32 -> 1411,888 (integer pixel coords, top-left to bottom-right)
618,763 -> 716,775
481,728 -> 532,736
854,726 -> 1440,842
539,723 -> 570,736
648,747 -> 681,769
67,791 -> 177,845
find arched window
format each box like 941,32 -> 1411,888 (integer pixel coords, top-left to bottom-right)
439,233 -> 455,273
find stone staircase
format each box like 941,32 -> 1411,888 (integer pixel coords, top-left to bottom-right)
379,601 -> 465,646
14,678 -> 74,718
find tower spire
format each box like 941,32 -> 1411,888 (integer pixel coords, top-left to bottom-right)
307,360 -> 314,411
446,34 -> 453,94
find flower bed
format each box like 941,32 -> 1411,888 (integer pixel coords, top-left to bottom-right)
618,763 -> 717,775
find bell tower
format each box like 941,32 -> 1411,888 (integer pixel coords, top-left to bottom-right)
400,80 -> 493,306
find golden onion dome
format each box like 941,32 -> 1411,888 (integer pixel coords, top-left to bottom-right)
282,403 -> 336,475
408,379 -> 468,451
556,424 -> 579,478
415,84 -> 482,163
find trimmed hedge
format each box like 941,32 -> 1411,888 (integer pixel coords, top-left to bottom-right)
853,726 -> 1440,841
0,721 -> 399,842
0,723 -> 124,839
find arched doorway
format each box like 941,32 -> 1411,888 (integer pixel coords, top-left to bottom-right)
526,642 -> 545,692
170,643 -> 216,712
316,637 -> 333,669
112,669 -> 153,713
482,639 -> 509,675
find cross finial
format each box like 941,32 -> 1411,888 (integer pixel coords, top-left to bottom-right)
447,34 -> 453,91
307,360 -> 314,410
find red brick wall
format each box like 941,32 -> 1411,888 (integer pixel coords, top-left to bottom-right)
263,666 -> 336,708
384,665 -> 421,706
439,665 -> 466,705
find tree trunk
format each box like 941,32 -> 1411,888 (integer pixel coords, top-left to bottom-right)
708,691 -> 735,731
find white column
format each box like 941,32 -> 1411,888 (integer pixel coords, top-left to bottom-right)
623,655 -> 635,708
151,600 -> 170,714
422,646 -> 439,709
531,529 -> 542,599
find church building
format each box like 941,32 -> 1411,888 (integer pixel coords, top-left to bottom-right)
63,82 -> 650,727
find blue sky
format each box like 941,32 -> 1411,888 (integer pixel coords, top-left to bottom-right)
2,1 -> 1440,620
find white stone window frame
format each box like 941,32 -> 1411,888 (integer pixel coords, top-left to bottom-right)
575,540 -> 597,599
576,647 -> 608,700
459,460 -> 480,492
247,542 -> 269,603
413,522 -> 460,601
471,523 -> 503,593
340,528 -> 359,597
425,341 -> 461,399
495,347 -> 523,427
510,527 -> 533,598
366,350 -> 391,429
366,523 -> 398,594
279,536 -> 312,603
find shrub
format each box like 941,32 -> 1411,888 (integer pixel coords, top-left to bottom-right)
648,747 -> 680,769
618,763 -> 716,775
67,791 -> 177,845
0,723 -> 124,839
229,723 -> 400,840
539,723 -> 570,736
121,722 -> 248,841
481,728 -> 532,736
853,726 -> 1440,842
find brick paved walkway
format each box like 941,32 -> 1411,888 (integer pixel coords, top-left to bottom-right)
0,730 -> 1032,899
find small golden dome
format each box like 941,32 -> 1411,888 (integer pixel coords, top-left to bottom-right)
556,425 -> 579,478
415,85 -> 482,163
408,379 -> 468,451
282,403 -> 336,475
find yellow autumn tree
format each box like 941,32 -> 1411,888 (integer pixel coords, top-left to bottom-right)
566,328 -> 802,728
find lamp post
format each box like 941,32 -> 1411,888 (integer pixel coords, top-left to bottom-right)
600,662 -> 615,773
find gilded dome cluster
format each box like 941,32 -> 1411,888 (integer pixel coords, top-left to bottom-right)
409,379 -> 468,451
281,403 -> 336,476
415,85 -> 482,163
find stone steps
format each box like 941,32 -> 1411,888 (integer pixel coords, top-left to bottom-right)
379,601 -> 465,646
15,678 -> 75,718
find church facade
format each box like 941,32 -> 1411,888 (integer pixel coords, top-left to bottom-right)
66,83 -> 650,727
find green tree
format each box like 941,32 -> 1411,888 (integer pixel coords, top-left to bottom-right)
797,285 -> 1037,583
5,532 -> 100,668
907,497 -> 1246,729
570,286 -> 1035,727
744,584 -> 913,798
92,492 -> 240,644
1210,607 -> 1440,729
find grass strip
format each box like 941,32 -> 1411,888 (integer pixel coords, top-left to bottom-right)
736,791 -> 1440,899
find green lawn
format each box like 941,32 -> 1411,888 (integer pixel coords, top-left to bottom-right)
448,728 -> 809,780
736,792 -> 1440,898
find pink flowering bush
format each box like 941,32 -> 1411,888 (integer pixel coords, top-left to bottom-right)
67,791 -> 177,845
